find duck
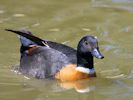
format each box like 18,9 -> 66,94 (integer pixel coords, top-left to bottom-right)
6,29 -> 104,81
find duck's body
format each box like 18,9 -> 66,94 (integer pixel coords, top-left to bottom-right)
6,29 -> 104,81
20,46 -> 70,79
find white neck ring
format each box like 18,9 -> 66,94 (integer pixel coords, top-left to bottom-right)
76,67 -> 95,74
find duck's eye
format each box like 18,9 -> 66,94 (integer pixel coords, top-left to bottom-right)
84,41 -> 89,45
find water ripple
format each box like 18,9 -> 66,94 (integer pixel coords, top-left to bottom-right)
0,10 -> 5,14
112,0 -> 133,3
13,14 -> 25,17
92,0 -> 133,12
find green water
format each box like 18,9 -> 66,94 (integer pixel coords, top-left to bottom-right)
0,0 -> 133,100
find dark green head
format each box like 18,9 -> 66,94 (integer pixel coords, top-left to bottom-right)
77,35 -> 104,59
77,35 -> 104,69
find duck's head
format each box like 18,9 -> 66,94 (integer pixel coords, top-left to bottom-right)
77,35 -> 104,59
76,35 -> 104,73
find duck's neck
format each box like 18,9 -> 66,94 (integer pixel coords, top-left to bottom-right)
76,51 -> 95,74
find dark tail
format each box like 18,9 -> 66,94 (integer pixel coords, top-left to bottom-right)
5,29 -> 47,46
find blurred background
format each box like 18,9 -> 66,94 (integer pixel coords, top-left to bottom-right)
0,0 -> 133,100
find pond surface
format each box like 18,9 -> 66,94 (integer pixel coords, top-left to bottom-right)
0,0 -> 133,100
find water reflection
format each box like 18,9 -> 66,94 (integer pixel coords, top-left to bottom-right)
21,75 -> 133,100
23,77 -> 107,93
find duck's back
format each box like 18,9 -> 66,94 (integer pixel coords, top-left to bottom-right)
20,46 -> 72,79
47,41 -> 77,63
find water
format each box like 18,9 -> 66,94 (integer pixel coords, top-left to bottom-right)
0,0 -> 133,100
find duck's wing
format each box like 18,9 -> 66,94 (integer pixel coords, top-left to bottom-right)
5,29 -> 77,63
